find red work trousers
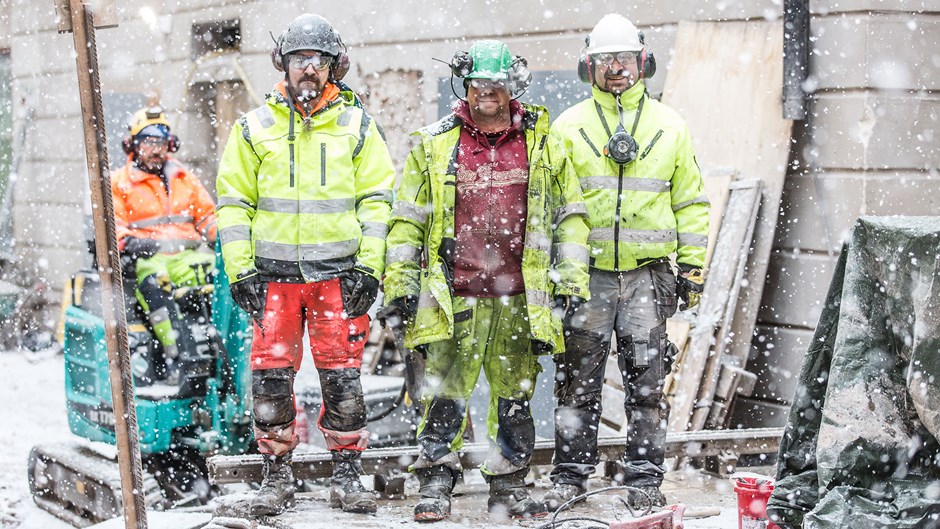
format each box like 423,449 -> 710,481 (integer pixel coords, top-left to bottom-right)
250,278 -> 370,455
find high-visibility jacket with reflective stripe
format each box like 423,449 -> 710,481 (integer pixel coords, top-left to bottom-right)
384,103 -> 591,351
216,88 -> 395,283
551,82 -> 709,271
112,156 -> 217,252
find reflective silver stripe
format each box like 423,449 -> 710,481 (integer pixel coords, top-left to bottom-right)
524,232 -> 551,252
555,242 -> 591,264
157,239 -> 203,252
220,225 -> 251,244
386,244 -> 422,265
253,106 -> 274,128
255,239 -> 359,261
128,215 -> 194,229
418,291 -> 440,309
199,220 -> 216,236
361,221 -> 389,239
581,176 -> 670,192
589,228 -> 677,244
257,197 -> 355,215
357,189 -> 393,206
555,203 -> 588,224
392,201 -> 428,224
217,196 -> 255,210
525,289 -> 552,308
673,195 -> 711,212
149,307 -> 171,324
194,215 -> 213,229
678,232 -> 709,248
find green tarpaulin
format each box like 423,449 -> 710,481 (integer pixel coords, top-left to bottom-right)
768,216 -> 940,528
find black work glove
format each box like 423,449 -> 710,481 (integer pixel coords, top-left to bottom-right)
340,269 -> 380,318
553,295 -> 583,321
377,295 -> 417,329
121,237 -> 159,260
676,265 -> 705,310
229,275 -> 268,320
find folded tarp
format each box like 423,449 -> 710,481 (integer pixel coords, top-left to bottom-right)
768,216 -> 940,529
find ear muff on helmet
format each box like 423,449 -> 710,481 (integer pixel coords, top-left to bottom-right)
271,14 -> 350,81
451,48 -> 531,97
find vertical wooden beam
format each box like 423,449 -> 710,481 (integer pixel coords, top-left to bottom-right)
65,1 -> 148,528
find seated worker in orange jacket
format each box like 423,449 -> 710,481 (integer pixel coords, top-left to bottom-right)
112,106 -> 217,381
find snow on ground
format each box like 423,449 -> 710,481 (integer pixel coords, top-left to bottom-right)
0,351 -> 74,529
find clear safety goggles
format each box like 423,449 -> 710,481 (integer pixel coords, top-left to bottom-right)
594,51 -> 638,67
137,136 -> 169,148
468,78 -> 509,91
287,54 -> 334,71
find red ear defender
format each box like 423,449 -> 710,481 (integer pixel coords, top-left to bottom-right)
122,138 -> 134,155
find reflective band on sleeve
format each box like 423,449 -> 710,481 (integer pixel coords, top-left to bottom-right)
555,242 -> 591,264
257,197 -> 355,214
357,189 -> 393,206
672,195 -> 711,212
392,201 -> 429,224
678,232 -> 709,248
255,239 -> 360,261
361,221 -> 390,239
386,244 -> 422,265
218,196 -> 256,210
525,289 -> 552,308
220,225 -> 251,244
589,228 -> 677,244
128,215 -> 194,229
524,232 -> 551,252
554,203 -> 588,224
580,176 -> 670,192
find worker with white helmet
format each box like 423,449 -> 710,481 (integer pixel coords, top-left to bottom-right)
544,13 -> 710,510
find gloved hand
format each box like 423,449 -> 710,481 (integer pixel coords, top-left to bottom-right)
229,275 -> 268,320
377,295 -> 417,329
121,237 -> 159,260
553,295 -> 583,321
340,269 -> 380,318
676,266 -> 705,310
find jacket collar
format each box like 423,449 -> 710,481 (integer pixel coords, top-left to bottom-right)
592,80 -> 646,111
270,80 -> 343,119
125,155 -> 183,184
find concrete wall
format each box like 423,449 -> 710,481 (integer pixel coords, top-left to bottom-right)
7,1 -> 939,424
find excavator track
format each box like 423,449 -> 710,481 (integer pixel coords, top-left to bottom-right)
28,442 -> 163,527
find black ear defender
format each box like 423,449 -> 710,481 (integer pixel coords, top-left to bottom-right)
269,30 -> 350,81
448,50 -> 531,99
450,50 -> 474,78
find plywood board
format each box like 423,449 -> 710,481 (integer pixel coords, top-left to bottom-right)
661,21 -> 793,431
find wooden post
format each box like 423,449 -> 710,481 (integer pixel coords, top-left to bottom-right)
61,1 -> 148,528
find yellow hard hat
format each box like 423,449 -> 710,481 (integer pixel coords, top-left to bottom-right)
127,106 -> 170,138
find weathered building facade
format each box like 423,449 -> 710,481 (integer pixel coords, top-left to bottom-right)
4,0 -> 938,423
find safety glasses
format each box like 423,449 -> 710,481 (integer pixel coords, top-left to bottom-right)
594,51 -> 638,67
468,78 -> 509,91
137,137 -> 169,148
287,54 -> 333,71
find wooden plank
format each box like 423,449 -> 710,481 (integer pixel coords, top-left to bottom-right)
701,168 -> 737,268
661,20 -> 794,375
667,179 -> 762,434
209,428 -> 784,484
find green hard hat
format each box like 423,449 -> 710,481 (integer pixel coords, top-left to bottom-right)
466,40 -> 513,80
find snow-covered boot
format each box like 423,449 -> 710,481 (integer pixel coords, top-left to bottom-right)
485,468 -> 547,519
543,483 -> 585,510
413,465 -> 459,522
626,485 -> 666,510
329,450 -> 377,514
250,453 -> 296,516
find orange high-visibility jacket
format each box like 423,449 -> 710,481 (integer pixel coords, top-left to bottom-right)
112,156 -> 217,253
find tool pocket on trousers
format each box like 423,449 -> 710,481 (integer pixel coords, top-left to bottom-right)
344,314 -> 370,355
649,263 -> 678,320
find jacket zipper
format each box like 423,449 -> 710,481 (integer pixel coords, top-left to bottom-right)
320,143 -> 326,186
614,164 -> 624,269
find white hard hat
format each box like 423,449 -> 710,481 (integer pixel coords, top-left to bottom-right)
586,14 -> 643,54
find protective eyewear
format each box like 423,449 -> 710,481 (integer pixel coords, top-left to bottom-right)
287,54 -> 333,71
137,137 -> 169,148
468,78 -> 509,91
594,51 -> 638,67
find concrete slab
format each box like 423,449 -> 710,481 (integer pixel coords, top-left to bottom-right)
89,511 -> 213,529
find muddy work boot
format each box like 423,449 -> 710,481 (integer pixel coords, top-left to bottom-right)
329,450 -> 377,514
486,469 -> 548,519
543,483 -> 586,511
625,485 -> 667,511
413,465 -> 459,522
250,453 -> 296,516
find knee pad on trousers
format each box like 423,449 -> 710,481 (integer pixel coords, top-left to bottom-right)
555,328 -> 608,406
495,398 -> 534,469
630,389 -> 666,408
317,368 -> 366,432
252,367 -> 296,429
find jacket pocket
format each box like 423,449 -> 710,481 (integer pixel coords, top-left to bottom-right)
649,262 -> 678,320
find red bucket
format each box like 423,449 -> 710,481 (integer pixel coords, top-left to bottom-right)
730,472 -> 779,529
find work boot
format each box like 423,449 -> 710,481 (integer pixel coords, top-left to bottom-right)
625,485 -> 667,511
329,450 -> 377,514
413,465 -> 459,522
250,453 -> 296,516
485,469 -> 548,519
543,483 -> 585,511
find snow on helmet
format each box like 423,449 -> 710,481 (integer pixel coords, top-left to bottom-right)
586,14 -> 643,54
278,14 -> 344,58
465,40 -> 513,80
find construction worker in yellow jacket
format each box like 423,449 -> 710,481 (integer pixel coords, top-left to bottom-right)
383,41 -> 590,522
544,14 -> 710,510
216,13 -> 394,517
